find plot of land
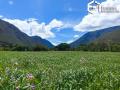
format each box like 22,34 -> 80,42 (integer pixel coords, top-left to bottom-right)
0,51 -> 120,90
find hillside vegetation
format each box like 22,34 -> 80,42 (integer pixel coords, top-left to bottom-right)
71,26 -> 120,48
95,29 -> 120,43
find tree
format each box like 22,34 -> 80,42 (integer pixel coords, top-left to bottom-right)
12,45 -> 29,51
33,45 -> 48,51
55,43 -> 70,51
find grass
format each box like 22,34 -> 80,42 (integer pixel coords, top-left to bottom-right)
0,51 -> 120,90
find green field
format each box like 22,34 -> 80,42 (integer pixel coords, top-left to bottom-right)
0,51 -> 120,90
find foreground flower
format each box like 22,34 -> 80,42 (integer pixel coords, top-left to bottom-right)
26,74 -> 34,80
16,86 -> 20,90
31,84 -> 35,90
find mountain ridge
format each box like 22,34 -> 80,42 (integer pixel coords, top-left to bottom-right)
70,26 -> 120,47
0,19 -> 54,48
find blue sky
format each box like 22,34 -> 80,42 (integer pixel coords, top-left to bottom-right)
0,0 -> 88,22
0,0 -> 119,45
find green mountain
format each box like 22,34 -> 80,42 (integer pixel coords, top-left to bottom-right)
0,19 -> 53,48
31,36 -> 54,48
95,29 -> 120,43
70,26 -> 120,47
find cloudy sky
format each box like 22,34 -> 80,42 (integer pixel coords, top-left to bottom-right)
0,0 -> 120,45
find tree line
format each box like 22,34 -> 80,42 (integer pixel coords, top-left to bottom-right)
76,42 -> 120,52
0,42 -> 120,52
53,42 -> 120,52
0,44 -> 48,51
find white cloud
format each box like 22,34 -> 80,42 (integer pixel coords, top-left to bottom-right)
52,40 -> 63,46
52,43 -> 58,46
0,15 -> 3,18
67,40 -> 74,44
56,21 -> 76,32
8,1 -> 14,5
74,0 -> 120,32
48,19 -> 63,29
0,16 -> 63,39
74,35 -> 79,38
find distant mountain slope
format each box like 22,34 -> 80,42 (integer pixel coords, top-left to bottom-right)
0,19 -> 53,48
0,19 -> 35,47
70,26 -> 120,47
31,36 -> 54,48
95,29 -> 120,43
